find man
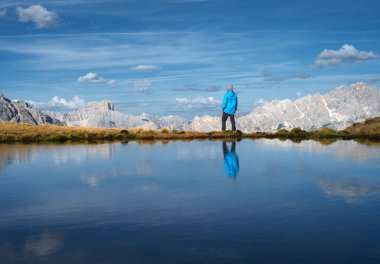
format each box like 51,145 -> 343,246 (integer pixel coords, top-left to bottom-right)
221,84 -> 238,131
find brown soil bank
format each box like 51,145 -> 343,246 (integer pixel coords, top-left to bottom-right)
0,117 -> 380,143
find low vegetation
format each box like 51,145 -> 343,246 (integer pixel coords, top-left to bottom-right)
0,122 -> 269,143
344,117 -> 380,140
1,117 -> 380,143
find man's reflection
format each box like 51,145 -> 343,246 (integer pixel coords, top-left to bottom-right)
223,141 -> 239,181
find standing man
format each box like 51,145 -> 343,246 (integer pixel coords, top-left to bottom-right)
222,84 -> 238,131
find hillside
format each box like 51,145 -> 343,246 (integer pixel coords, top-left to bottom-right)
344,117 -> 380,138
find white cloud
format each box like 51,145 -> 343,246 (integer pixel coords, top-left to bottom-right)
314,44 -> 377,68
77,72 -> 116,87
176,96 -> 221,108
16,5 -> 60,29
77,72 -> 104,83
106,79 -> 117,87
0,8 -> 7,17
30,96 -> 86,110
131,65 -> 160,71
253,98 -> 266,107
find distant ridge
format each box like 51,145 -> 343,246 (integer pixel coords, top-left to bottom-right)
1,82 -> 380,132
44,100 -> 190,130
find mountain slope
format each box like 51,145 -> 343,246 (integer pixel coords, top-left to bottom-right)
47,100 -> 190,130
238,82 -> 380,132
0,93 -> 64,125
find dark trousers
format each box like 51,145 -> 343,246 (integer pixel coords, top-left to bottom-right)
222,112 -> 236,131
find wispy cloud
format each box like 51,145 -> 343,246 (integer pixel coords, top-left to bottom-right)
77,72 -> 116,87
173,84 -> 220,92
127,79 -> 152,94
16,5 -> 60,29
29,95 -> 86,111
253,98 -> 267,107
314,44 -> 377,68
259,68 -> 311,82
131,64 -> 161,71
368,74 -> 380,84
176,96 -> 221,108
0,32 -> 276,71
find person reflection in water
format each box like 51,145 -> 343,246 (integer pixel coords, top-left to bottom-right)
223,141 -> 239,182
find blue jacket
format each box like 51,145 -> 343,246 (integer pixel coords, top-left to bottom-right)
224,152 -> 239,178
222,90 -> 238,115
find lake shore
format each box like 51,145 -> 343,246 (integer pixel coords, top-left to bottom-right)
1,117 -> 380,143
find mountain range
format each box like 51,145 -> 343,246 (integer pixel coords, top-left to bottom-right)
1,82 -> 379,132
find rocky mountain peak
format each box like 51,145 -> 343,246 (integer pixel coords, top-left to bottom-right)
0,93 -> 64,125
85,100 -> 115,112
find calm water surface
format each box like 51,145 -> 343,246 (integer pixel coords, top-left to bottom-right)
1,139 -> 380,263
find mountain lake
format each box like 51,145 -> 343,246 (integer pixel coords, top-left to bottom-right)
0,139 -> 380,264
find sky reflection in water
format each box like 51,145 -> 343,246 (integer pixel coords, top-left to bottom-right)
0,139 -> 380,264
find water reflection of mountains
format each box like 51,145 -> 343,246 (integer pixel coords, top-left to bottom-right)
1,140 -> 380,202
0,232 -> 63,262
0,144 -> 116,172
258,139 -> 380,162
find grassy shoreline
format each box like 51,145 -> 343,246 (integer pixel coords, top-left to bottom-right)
1,118 -> 380,143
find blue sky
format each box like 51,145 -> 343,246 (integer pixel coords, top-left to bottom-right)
0,0 -> 379,118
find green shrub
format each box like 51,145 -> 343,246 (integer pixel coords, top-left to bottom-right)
275,129 -> 289,138
42,134 -> 69,142
311,128 -> 352,139
161,128 -> 169,134
289,127 -> 309,139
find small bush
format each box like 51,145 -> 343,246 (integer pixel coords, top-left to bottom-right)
289,127 -> 309,139
137,134 -> 155,140
42,134 -> 69,142
161,128 -> 169,134
310,128 -> 341,139
275,129 -> 289,138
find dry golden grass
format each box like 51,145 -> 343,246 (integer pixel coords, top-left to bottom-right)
0,122 -> 123,135
2,117 -> 379,143
0,122 -> 263,143
0,122 -> 128,142
345,117 -> 380,137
